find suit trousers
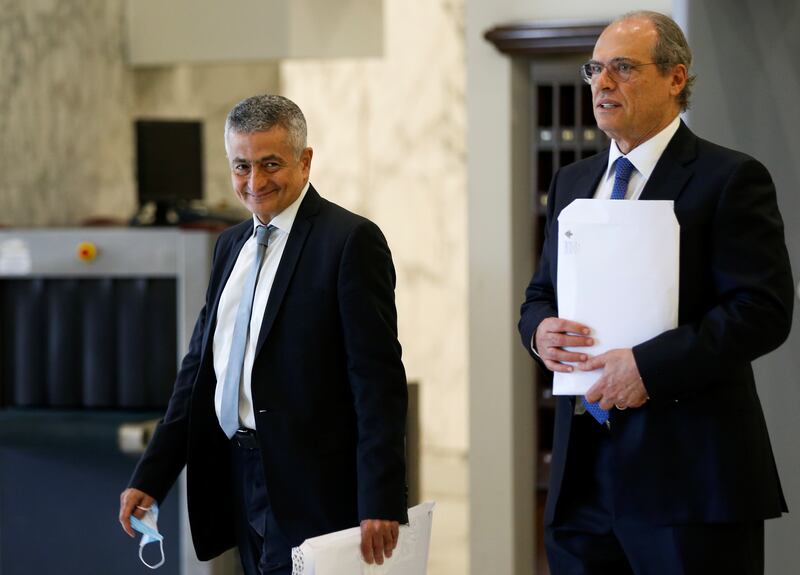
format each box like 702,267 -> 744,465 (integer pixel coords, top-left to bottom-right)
545,411 -> 764,575
231,433 -> 293,575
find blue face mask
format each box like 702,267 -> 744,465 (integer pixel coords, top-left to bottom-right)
130,502 -> 165,569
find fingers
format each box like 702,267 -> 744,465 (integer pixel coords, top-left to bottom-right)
578,353 -> 606,372
543,358 -> 580,373
583,350 -> 649,410
360,521 -> 376,564
586,374 -> 628,409
584,376 -> 606,403
372,530 -> 386,565
543,332 -> 594,351
535,317 -> 594,373
360,520 -> 400,565
598,393 -> 618,411
536,319 -> 593,349
382,524 -> 397,559
119,488 -> 154,538
119,490 -> 138,538
541,344 -> 592,373
543,317 -> 592,336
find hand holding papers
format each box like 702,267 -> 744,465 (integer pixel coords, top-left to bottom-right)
291,502 -> 436,575
554,199 -> 679,395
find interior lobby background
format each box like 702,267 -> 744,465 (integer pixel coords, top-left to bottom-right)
2,0 -> 797,574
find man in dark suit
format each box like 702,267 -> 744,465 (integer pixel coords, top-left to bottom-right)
519,11 -> 794,574
119,95 -> 408,574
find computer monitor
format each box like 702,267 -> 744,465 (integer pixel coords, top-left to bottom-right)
135,119 -> 203,224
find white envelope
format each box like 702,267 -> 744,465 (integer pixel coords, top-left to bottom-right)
554,199 -> 679,395
291,501 -> 436,575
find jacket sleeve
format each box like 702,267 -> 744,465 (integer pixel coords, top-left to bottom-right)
519,169 -> 561,365
127,235 -> 223,503
337,220 -> 409,523
633,157 -> 795,400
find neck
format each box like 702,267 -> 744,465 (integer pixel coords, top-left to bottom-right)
615,114 -> 679,154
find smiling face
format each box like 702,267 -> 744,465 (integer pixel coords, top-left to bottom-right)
225,126 -> 313,223
591,16 -> 687,153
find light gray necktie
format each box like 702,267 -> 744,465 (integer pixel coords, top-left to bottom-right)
219,224 -> 274,438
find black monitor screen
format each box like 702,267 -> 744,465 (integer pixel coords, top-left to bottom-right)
136,120 -> 203,203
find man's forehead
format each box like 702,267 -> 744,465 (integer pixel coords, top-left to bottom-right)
593,17 -> 657,59
225,127 -> 291,157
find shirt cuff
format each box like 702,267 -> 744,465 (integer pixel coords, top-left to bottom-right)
530,334 -> 542,359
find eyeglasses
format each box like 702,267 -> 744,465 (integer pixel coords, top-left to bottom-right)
581,59 -> 662,84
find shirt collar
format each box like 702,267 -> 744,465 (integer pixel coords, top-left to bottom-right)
606,114 -> 682,180
251,180 -> 310,236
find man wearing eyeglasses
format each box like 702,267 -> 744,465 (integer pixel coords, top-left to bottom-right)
519,11 -> 794,574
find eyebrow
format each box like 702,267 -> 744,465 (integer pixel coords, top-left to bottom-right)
589,57 -> 640,64
231,154 -> 283,164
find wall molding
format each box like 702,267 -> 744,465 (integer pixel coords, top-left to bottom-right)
484,20 -> 607,57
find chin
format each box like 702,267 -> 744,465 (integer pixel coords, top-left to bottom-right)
595,122 -> 617,138
248,196 -> 275,209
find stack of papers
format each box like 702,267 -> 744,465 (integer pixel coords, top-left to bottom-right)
554,199 -> 680,395
291,501 -> 436,575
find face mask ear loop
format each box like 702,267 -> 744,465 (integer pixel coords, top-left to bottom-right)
139,539 -> 165,569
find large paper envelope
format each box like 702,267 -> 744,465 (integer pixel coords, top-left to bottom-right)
291,501 -> 436,575
554,199 -> 679,395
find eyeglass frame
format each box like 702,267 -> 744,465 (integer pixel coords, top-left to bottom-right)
580,58 -> 666,84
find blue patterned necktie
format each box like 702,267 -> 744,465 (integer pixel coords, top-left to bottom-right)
582,156 -> 635,425
609,156 -> 635,200
219,224 -> 275,438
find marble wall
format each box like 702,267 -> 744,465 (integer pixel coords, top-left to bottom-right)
280,0 -> 468,572
0,0 -> 280,226
0,0 -> 135,226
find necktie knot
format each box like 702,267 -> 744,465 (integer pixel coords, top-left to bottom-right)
610,156 -> 635,200
255,224 -> 275,247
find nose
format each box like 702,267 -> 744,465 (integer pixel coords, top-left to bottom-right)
592,70 -> 616,101
248,166 -> 268,192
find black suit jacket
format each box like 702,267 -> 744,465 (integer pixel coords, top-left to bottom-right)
129,186 -> 408,559
519,122 -> 794,526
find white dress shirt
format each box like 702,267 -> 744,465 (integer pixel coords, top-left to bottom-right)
213,181 -> 310,431
593,114 -> 681,200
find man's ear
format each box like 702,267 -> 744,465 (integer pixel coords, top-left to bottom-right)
670,64 -> 688,97
301,147 -> 313,176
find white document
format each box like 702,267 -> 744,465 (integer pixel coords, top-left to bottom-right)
554,199 -> 679,395
291,501 -> 436,575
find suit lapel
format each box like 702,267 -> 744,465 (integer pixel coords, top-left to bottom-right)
578,155 -> 607,199
561,152 -> 607,212
639,121 -> 697,203
254,185 -> 323,357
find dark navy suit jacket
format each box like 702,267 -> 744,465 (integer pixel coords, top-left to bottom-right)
129,186 -> 408,559
519,122 -> 794,526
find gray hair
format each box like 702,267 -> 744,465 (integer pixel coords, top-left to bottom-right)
224,94 -> 307,157
617,11 -> 696,111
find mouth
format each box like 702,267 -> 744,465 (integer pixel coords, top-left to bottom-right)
245,189 -> 277,200
596,100 -> 621,110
